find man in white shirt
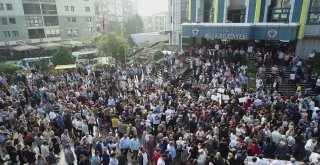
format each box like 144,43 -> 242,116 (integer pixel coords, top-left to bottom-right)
256,154 -> 269,165
310,152 -> 320,164
309,50 -> 316,59
248,157 -> 258,165
287,157 -> 298,165
40,142 -> 50,158
157,154 -> 166,165
271,128 -> 282,144
270,156 -> 285,165
305,137 -> 318,156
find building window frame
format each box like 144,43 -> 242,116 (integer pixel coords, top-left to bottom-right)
9,18 -> 16,24
307,0 -> 320,24
3,31 -> 10,37
45,28 -> 60,37
269,7 -> 291,22
12,31 -> 19,37
71,17 -> 76,22
227,9 -> 246,23
1,18 -> 7,25
65,6 -> 69,11
6,4 -> 12,10
25,16 -> 43,27
0,3 -> 4,10
87,17 -> 92,22
87,27 -> 92,32
71,6 -> 74,11
85,7 -> 90,12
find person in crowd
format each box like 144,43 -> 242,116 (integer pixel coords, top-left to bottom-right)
130,135 -> 140,161
64,144 -> 75,165
92,151 -> 101,165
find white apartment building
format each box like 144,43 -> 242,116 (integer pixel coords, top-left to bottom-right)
0,0 -> 97,48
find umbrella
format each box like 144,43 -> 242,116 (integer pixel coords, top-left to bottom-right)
38,42 -> 61,50
60,40 -> 83,47
12,44 -> 39,51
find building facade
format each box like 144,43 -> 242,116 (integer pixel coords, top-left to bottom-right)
0,0 -> 97,48
180,0 -> 320,58
143,12 -> 169,32
106,0 -> 124,23
94,0 -> 108,33
168,0 -> 189,47
123,0 -> 138,21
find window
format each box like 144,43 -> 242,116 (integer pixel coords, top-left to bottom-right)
0,3 -> 4,10
87,27 -> 92,32
72,29 -> 78,36
71,17 -> 76,22
12,31 -> 19,37
87,17 -> 92,22
45,28 -> 60,37
227,9 -> 246,23
203,0 -> 213,22
71,6 -> 74,11
65,6 -> 69,11
3,31 -> 10,37
44,16 -> 59,26
1,18 -> 7,25
23,3 -> 41,14
85,7 -> 90,12
267,0 -> 291,22
28,29 -> 45,39
66,17 -> 71,22
25,16 -> 43,27
41,4 -> 57,14
308,0 -> 320,24
6,4 -> 12,10
9,18 -> 16,24
68,29 -> 78,36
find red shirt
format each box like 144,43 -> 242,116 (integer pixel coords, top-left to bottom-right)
153,151 -> 160,165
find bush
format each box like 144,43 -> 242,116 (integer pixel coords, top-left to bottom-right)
0,63 -> 20,74
153,50 -> 164,61
93,64 -> 110,70
52,46 -> 75,66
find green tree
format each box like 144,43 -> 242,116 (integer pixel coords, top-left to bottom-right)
107,20 -> 122,34
0,63 -> 19,74
94,32 -> 129,64
153,50 -> 164,61
52,46 -> 75,65
124,14 -> 144,37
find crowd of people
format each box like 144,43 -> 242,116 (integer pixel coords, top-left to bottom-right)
0,45 -> 319,165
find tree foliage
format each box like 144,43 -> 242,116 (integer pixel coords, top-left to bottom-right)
124,14 -> 144,37
107,20 -> 122,34
153,50 -> 164,61
0,63 -> 19,74
52,46 -> 75,66
94,32 -> 129,64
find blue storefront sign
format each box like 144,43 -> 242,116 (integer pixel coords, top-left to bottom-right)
182,23 -> 299,41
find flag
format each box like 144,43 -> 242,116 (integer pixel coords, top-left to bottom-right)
102,17 -> 106,31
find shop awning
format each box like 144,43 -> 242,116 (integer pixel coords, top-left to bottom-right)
181,23 -> 300,41
12,44 -> 40,51
55,64 -> 76,70
38,42 -> 61,50
60,40 -> 83,47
